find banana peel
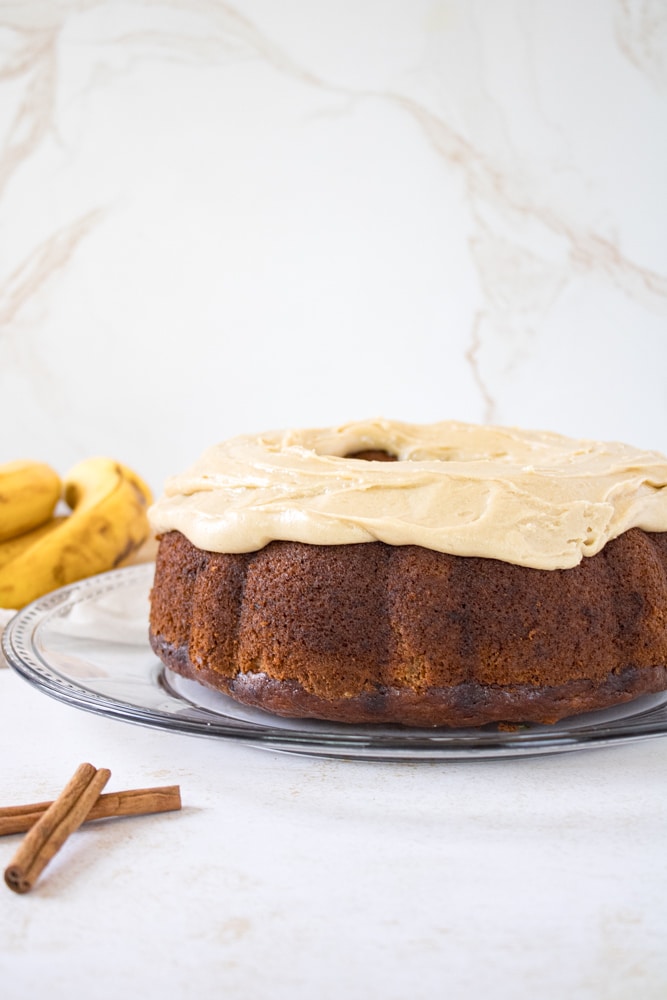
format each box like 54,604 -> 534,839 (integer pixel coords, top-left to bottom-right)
0,516 -> 68,571
0,461 -> 61,543
0,457 -> 154,609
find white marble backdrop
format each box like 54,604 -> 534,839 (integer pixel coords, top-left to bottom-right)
0,0 -> 666,492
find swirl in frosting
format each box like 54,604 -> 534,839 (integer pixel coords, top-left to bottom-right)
148,418 -> 667,569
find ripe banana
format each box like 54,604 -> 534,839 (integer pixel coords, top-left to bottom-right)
0,461 -> 61,543
0,458 -> 154,609
0,516 -> 67,571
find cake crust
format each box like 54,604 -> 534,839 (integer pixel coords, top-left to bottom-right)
151,630 -> 667,727
148,529 -> 667,728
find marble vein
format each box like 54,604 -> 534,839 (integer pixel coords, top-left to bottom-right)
0,25 -> 59,200
614,0 -> 667,92
0,209 -> 104,333
464,311 -> 495,423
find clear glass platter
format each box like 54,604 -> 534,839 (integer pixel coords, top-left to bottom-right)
3,564 -> 667,762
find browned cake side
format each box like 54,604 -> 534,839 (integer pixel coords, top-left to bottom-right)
148,529 -> 667,727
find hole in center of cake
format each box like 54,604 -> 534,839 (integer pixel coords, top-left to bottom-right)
344,450 -> 399,462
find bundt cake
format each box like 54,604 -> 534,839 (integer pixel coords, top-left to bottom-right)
148,419 -> 667,728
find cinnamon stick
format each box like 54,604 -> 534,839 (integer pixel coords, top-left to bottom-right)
4,763 -> 110,893
0,784 -> 182,837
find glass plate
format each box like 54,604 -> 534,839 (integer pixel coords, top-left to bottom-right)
3,564 -> 667,762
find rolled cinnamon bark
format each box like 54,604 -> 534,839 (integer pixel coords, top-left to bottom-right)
4,763 -> 110,893
0,784 -> 182,837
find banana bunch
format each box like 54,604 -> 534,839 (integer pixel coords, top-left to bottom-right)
0,457 -> 154,609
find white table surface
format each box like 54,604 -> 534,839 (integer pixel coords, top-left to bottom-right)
1,623 -> 666,1000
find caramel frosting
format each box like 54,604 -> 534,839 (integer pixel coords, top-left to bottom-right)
148,419 -> 667,569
